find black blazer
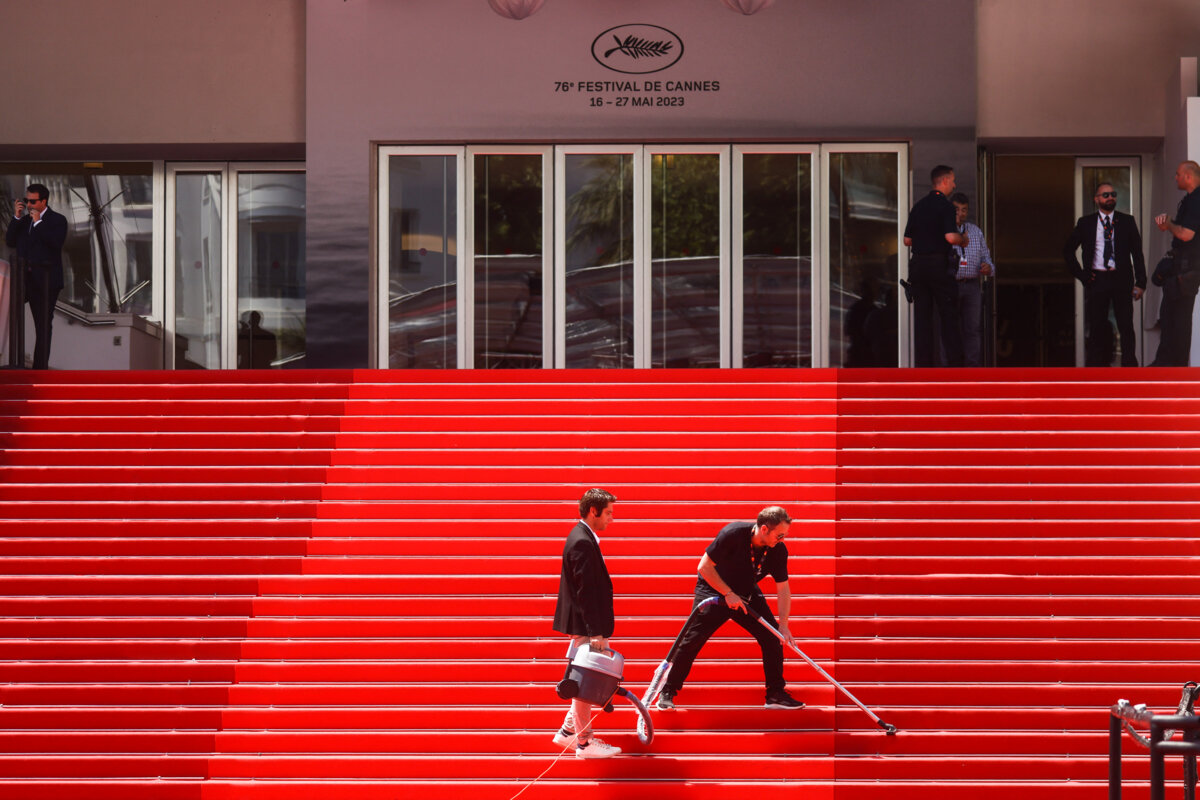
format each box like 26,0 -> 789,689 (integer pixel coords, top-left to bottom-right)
552,522 -> 614,638
6,208 -> 68,291
1063,211 -> 1146,289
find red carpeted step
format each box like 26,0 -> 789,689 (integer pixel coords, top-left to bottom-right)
0,368 -> 1196,798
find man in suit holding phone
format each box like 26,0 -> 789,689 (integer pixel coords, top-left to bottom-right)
6,183 -> 68,369
1063,182 -> 1146,366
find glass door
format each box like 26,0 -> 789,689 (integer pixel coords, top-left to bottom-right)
733,146 -> 816,368
1073,157 -> 1142,366
645,146 -> 729,368
377,147 -> 465,369
166,162 -> 306,369
555,146 -> 643,368
166,165 -> 225,369
821,145 -> 908,367
466,147 -> 552,368
378,143 -> 906,370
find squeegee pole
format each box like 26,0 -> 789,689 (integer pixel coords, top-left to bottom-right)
739,598 -> 898,735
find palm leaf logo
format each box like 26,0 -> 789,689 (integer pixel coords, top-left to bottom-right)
604,35 -> 674,60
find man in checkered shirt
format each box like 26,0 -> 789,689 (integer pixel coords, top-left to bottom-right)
950,193 -> 995,367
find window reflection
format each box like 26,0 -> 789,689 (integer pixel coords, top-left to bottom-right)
651,153 -> 721,368
563,154 -> 634,368
388,156 -> 457,369
742,153 -> 812,367
474,155 -> 543,368
174,173 -> 222,369
828,152 -> 899,367
0,164 -> 153,317
237,172 -> 305,368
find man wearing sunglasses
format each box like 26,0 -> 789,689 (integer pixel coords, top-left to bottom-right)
1063,183 -> 1146,366
6,184 -> 67,369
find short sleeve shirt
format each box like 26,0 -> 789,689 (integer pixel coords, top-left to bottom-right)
696,520 -> 789,599
1174,189 -> 1200,257
904,190 -> 957,256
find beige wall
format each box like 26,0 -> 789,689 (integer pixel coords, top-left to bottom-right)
0,0 -> 304,150
978,0 -> 1200,141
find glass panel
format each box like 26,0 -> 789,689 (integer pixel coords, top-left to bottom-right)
173,173 -> 223,369
742,153 -> 812,367
1081,167 -> 1132,215
828,152 -> 899,367
0,164 -> 154,316
993,156 -> 1076,367
236,172 -> 306,369
473,154 -> 543,368
388,155 -> 457,369
1080,166 -> 1134,367
563,154 -> 634,368
650,153 -> 721,368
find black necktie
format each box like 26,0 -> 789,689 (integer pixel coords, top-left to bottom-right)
1102,215 -> 1113,267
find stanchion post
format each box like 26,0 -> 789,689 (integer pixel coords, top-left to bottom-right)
1109,712 -> 1123,799
1185,722 -> 1198,800
1151,720 -> 1166,800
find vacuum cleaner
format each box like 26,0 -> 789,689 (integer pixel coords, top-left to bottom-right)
556,642 -> 654,744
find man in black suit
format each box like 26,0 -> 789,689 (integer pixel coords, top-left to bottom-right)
6,183 -> 68,369
1063,182 -> 1146,366
551,488 -> 620,759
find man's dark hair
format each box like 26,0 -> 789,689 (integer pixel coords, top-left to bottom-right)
1094,182 -> 1114,196
930,165 -> 955,185
579,488 -> 616,518
757,505 -> 791,529
25,183 -> 49,202
949,192 -> 970,207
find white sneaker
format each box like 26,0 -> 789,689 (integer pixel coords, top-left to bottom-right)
575,737 -> 621,759
552,726 -> 577,747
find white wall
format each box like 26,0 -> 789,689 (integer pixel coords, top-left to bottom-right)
0,0 -> 305,150
978,0 -> 1200,141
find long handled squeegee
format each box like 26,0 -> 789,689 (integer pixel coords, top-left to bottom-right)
741,598 -> 898,735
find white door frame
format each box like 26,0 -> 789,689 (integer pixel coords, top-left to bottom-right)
376,142 -> 909,370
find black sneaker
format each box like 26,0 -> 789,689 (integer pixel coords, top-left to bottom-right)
764,689 -> 804,709
656,691 -> 676,710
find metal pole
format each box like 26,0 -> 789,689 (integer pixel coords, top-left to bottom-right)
1185,723 -> 1198,800
1150,720 -> 1165,800
1109,712 -> 1123,799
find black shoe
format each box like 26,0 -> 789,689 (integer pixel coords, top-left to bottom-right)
764,689 -> 804,709
656,690 -> 676,710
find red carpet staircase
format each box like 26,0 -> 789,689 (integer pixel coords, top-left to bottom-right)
0,368 -> 1197,798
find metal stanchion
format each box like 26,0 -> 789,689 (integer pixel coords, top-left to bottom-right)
1151,720 -> 1166,800
1109,712 -> 1123,799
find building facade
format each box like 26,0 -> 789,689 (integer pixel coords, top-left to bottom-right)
2,0 -> 1198,369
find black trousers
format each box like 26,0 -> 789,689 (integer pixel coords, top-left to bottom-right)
1152,269 -> 1200,367
661,591 -> 785,696
910,254 -> 962,367
1083,271 -> 1137,367
25,266 -> 60,370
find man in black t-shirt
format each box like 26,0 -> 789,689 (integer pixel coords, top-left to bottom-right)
655,506 -> 804,711
1150,161 -> 1200,366
903,165 -> 968,367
